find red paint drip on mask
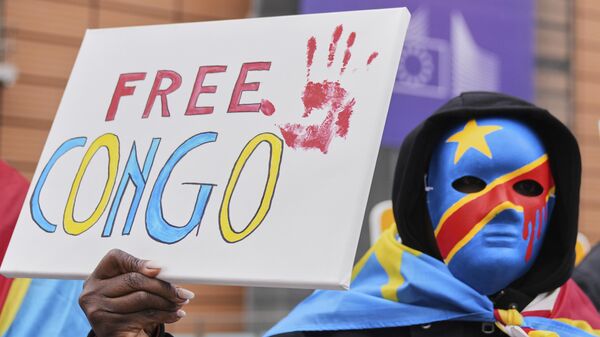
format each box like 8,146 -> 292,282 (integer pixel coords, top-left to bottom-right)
367,52 -> 379,65
328,25 -> 343,67
522,204 -> 550,262
522,208 -> 536,262
341,32 -> 356,75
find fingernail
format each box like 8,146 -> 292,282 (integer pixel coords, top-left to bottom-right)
177,299 -> 190,306
177,309 -> 186,318
145,260 -> 161,270
177,287 -> 195,300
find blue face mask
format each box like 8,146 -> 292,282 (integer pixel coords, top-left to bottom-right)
426,117 -> 555,295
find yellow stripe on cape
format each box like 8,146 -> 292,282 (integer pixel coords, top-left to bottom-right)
351,226 -> 421,301
0,279 -> 32,336
555,318 -> 600,337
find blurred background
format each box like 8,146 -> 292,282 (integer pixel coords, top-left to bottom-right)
0,0 -> 597,336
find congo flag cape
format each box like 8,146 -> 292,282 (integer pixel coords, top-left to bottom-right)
0,161 -> 89,337
266,227 -> 600,337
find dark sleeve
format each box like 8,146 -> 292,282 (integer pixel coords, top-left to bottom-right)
87,324 -> 172,337
573,244 -> 600,311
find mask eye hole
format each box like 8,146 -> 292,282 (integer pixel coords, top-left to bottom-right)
452,176 -> 487,193
513,179 -> 543,197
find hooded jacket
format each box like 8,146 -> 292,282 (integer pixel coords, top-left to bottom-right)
392,91 -> 581,299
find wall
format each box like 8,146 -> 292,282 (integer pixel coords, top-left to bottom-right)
574,0 -> 600,244
0,0 -> 251,334
535,0 -> 571,125
0,0 -> 250,178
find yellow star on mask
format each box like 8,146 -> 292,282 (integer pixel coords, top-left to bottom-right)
446,119 -> 503,164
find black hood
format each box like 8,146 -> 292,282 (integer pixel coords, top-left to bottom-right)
391,91 -> 581,297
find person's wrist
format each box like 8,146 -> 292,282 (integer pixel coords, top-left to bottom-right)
87,326 -> 163,337
146,323 -> 163,337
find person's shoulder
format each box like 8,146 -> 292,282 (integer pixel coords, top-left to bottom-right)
271,326 -> 408,337
268,321 -> 505,337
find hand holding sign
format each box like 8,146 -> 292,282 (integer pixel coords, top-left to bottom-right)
80,250 -> 194,337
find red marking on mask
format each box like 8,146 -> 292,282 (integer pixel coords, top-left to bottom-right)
522,204 -> 549,262
260,99 -> 275,116
328,25 -> 343,67
341,32 -> 356,75
367,52 -> 379,65
436,159 -> 554,263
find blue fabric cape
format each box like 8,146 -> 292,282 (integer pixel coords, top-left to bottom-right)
265,228 -> 597,337
2,279 -> 90,337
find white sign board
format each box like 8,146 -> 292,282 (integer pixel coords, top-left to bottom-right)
1,8 -> 410,289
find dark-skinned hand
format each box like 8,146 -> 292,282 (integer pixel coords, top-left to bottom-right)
79,249 -> 195,337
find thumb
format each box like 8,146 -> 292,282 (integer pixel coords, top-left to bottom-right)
92,249 -> 161,280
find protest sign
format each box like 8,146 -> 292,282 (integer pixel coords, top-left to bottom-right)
1,8 -> 410,289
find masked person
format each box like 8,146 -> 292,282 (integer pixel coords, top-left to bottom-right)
264,92 -> 600,337
80,92 -> 600,337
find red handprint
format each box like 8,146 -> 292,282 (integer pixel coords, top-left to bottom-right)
279,25 -> 379,154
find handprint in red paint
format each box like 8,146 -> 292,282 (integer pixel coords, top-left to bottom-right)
279,25 -> 379,154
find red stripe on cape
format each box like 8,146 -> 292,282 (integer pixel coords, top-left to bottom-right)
0,161 -> 29,309
550,279 -> 600,328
